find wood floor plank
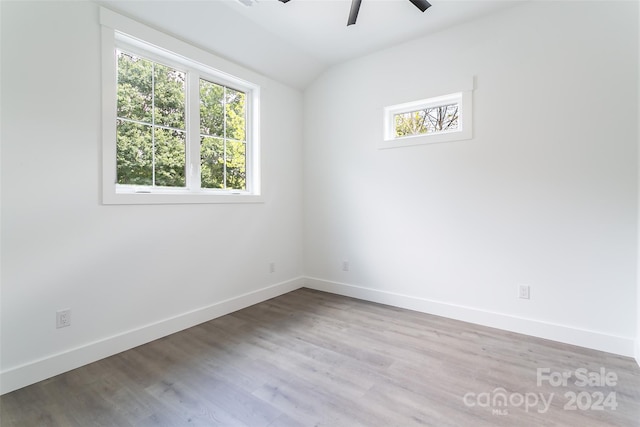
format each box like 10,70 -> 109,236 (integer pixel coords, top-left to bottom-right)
2,288 -> 639,426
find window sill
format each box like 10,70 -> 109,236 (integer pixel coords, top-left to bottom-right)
378,128 -> 472,150
102,190 -> 264,205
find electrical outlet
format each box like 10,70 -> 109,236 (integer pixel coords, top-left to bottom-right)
56,309 -> 71,328
342,260 -> 349,272
269,262 -> 276,273
518,285 -> 530,300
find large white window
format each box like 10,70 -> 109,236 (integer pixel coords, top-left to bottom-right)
101,8 -> 261,204
381,89 -> 473,149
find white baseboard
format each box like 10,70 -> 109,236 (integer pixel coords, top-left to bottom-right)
636,337 -> 640,367
0,277 -> 305,395
2,276 -> 634,395
304,277 -> 636,358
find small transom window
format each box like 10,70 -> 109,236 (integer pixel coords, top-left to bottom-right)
381,90 -> 473,149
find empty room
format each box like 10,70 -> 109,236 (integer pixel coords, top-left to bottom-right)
1,0 -> 639,425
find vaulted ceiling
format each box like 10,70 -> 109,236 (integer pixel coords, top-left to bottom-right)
99,0 -> 522,89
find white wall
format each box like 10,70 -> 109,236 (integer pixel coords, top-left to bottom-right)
304,1 -> 638,356
637,0 -> 640,367
0,1 -> 304,393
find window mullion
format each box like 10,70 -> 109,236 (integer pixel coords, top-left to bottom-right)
222,86 -> 228,189
187,71 -> 201,190
151,62 -> 156,187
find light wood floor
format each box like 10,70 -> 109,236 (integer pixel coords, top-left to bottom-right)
1,288 -> 639,426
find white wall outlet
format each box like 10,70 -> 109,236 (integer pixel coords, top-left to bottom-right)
269,262 -> 276,273
518,285 -> 530,299
342,260 -> 349,271
56,309 -> 71,328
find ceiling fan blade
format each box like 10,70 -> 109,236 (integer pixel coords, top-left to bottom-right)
347,0 -> 362,26
408,0 -> 431,13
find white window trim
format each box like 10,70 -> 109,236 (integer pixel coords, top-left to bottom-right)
380,88 -> 473,150
100,8 -> 262,204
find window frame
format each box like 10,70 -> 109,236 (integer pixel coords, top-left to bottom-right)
101,8 -> 262,204
381,89 -> 473,149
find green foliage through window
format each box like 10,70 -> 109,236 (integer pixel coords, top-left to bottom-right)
116,51 -> 248,191
116,51 -> 186,187
395,103 -> 459,138
200,80 -> 246,190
